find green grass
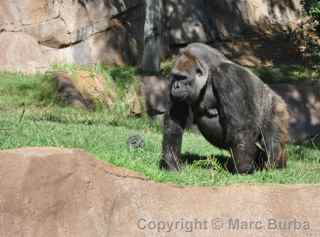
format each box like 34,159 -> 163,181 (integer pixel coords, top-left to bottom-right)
1,67 -> 320,186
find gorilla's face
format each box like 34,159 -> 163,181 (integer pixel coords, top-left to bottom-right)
170,51 -> 208,103
170,72 -> 194,101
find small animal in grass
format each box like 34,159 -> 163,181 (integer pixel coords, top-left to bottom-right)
127,135 -> 145,150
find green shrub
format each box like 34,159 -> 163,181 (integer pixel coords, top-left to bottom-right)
303,0 -> 320,22
299,0 -> 320,64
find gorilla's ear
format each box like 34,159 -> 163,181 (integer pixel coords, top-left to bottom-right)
195,58 -> 209,89
211,62 -> 258,131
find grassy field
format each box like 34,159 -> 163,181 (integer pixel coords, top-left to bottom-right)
1,66 -> 320,186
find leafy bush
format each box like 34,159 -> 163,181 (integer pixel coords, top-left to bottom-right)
299,0 -> 320,64
303,0 -> 320,22
160,58 -> 175,76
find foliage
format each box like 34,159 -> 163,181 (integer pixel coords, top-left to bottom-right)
160,58 -> 175,77
299,0 -> 320,64
253,64 -> 320,83
303,0 -> 320,22
0,72 -> 58,107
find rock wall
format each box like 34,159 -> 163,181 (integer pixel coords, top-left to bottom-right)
0,0 -> 141,72
164,0 -> 302,44
0,147 -> 319,237
0,0 -> 302,73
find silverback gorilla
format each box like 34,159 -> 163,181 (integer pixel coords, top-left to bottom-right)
161,43 -> 289,174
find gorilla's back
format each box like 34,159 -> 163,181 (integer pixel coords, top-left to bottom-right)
185,43 -> 231,68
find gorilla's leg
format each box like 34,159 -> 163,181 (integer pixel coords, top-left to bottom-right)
231,130 -> 260,174
273,144 -> 287,168
161,101 -> 191,171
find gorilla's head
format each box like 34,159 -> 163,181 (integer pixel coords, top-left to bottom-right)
170,50 -> 209,103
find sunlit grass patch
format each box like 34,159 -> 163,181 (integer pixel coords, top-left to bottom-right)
1,66 -> 320,186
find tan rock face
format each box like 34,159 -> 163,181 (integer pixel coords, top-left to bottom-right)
0,0 -> 139,73
0,147 -> 319,237
0,32 -> 49,73
0,0 -> 115,48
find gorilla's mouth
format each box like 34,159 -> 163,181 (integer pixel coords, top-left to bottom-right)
170,78 -> 192,101
171,90 -> 189,101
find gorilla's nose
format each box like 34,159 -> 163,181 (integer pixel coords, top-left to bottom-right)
174,81 -> 180,89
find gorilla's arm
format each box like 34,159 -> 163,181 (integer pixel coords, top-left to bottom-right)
161,101 -> 191,171
211,63 -> 261,173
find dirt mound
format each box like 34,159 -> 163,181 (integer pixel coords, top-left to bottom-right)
0,147 -> 319,237
53,71 -> 116,110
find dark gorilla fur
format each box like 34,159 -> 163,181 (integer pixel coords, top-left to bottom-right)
161,43 -> 289,174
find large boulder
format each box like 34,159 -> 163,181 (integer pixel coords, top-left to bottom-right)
0,147 -> 319,237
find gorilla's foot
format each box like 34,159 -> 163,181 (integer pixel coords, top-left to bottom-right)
159,159 -> 181,171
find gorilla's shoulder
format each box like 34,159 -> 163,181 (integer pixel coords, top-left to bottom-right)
219,62 -> 263,83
